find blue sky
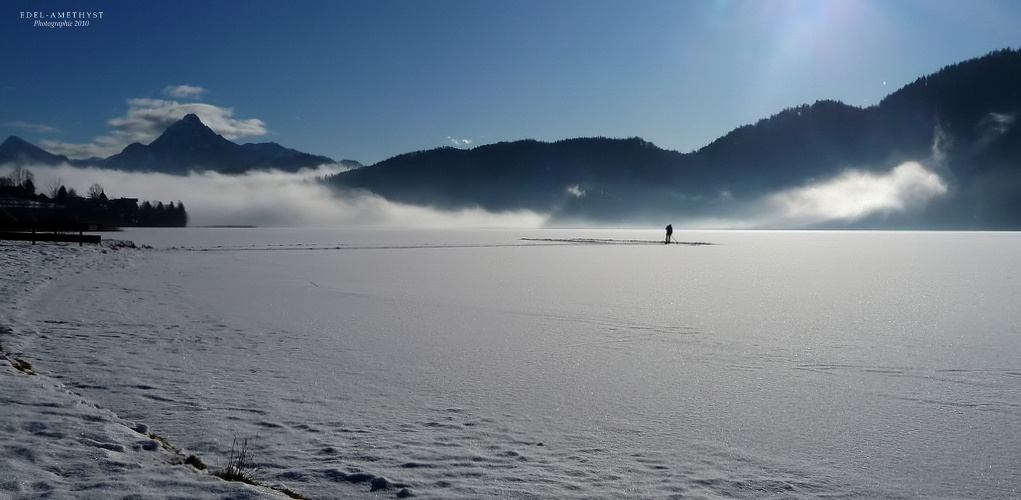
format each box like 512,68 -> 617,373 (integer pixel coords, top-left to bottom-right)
2,0 -> 1019,165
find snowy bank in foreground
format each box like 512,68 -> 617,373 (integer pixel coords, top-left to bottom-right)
0,241 -> 288,500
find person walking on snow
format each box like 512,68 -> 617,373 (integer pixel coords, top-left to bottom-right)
665,224 -> 673,244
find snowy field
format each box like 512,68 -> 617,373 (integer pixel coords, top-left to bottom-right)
3,228 -> 1021,499
0,241 -> 289,499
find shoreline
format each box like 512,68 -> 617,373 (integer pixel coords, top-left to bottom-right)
0,241 -> 291,499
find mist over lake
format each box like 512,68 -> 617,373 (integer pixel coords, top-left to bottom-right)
13,228 -> 1021,499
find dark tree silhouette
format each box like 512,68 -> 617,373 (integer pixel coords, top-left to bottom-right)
87,183 -> 104,200
0,172 -> 187,228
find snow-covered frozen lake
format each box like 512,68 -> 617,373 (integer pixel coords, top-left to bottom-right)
5,228 -> 1021,499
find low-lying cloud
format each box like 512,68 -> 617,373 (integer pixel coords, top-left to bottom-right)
447,136 -> 473,147
3,158 -> 947,230
6,164 -> 549,228
665,161 -> 949,229
760,161 -> 948,227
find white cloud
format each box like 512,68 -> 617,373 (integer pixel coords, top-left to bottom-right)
1,121 -> 59,134
37,140 -> 111,160
109,98 -> 267,141
764,161 -> 948,226
984,112 -> 1016,134
566,184 -> 585,198
40,97 -> 267,159
448,136 -> 473,147
163,85 -> 207,99
975,112 -> 1016,150
4,163 -> 548,228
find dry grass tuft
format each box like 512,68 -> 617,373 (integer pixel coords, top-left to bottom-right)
213,436 -> 259,484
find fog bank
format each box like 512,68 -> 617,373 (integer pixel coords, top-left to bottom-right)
761,161 -> 948,227
1,164 -> 549,228
3,159 -> 949,230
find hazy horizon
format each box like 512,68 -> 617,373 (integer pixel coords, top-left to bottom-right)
1,154 -> 949,229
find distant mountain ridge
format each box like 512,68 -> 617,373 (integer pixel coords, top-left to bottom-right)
0,114 -> 353,174
0,136 -> 71,166
5,49 -> 1021,228
328,48 -> 1021,228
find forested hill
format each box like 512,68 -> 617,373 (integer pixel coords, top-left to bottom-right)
327,48 -> 1021,228
330,137 -> 688,216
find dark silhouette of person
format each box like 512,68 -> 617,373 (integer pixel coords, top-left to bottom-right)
665,224 -> 673,244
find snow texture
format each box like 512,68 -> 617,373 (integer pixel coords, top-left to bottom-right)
0,241 -> 287,500
4,229 -> 1020,500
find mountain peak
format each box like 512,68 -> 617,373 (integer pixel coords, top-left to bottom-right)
0,135 -> 69,166
152,113 -> 224,146
164,113 -> 214,135
99,113 -> 336,173
2,135 -> 30,147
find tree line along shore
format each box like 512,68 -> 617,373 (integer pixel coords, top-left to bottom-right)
0,167 -> 187,229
